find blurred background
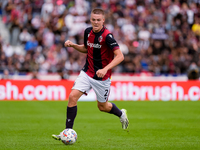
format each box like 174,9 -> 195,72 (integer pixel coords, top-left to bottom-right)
0,0 -> 200,80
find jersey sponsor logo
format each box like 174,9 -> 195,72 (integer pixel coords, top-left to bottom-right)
87,41 -> 102,48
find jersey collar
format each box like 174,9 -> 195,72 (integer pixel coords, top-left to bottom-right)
92,26 -> 105,34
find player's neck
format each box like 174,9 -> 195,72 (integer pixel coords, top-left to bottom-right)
93,25 -> 104,33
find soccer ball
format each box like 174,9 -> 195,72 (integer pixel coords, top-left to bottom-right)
60,128 -> 77,145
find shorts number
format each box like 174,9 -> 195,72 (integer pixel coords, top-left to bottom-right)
104,89 -> 108,100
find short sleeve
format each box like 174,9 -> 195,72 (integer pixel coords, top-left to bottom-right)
105,34 -> 119,51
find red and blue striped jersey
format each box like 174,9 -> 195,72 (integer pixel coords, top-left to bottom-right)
83,26 -> 119,81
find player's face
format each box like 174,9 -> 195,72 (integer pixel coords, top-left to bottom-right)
90,13 -> 105,33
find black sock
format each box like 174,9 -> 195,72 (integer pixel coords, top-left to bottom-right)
109,103 -> 122,117
66,106 -> 77,129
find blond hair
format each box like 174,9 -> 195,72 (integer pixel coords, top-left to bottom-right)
92,8 -> 105,16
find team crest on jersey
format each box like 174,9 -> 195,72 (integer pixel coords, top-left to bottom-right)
98,36 -> 103,42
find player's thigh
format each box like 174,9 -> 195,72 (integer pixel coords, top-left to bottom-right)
90,78 -> 111,103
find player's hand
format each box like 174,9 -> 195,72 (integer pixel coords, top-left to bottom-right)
96,69 -> 107,78
64,40 -> 75,47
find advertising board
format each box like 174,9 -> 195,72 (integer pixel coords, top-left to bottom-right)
0,80 -> 200,101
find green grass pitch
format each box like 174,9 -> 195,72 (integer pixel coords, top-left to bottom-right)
0,101 -> 200,150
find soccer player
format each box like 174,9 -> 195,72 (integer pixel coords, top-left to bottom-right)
52,8 -> 129,140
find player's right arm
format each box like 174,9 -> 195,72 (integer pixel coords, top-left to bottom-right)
64,40 -> 87,53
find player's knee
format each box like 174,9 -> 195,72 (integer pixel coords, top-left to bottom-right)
98,105 -> 105,112
68,93 -> 77,105
98,104 -> 106,112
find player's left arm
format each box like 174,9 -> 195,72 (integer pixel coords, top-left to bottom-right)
96,49 -> 124,78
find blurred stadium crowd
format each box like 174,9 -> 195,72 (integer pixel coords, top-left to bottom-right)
0,0 -> 200,79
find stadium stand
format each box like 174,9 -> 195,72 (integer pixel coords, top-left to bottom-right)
0,0 -> 200,80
